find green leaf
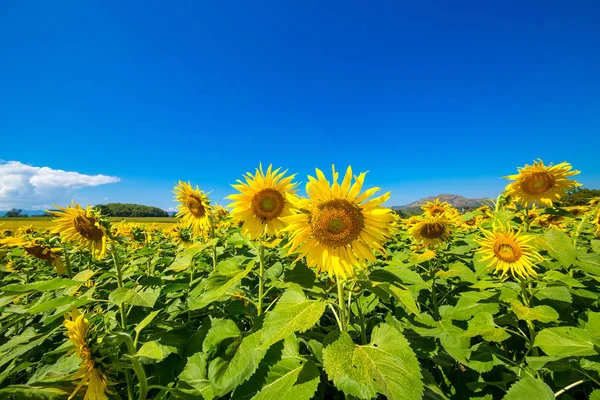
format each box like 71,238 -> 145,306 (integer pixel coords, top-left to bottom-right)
502,377 -> 554,400
590,389 -> 600,400
577,253 -> 600,276
109,286 -> 161,308
188,261 -> 254,310
2,278 -> 83,293
0,383 -> 72,399
510,302 -> 559,323
464,313 -> 510,342
534,327 -> 597,357
534,229 -> 577,267
258,287 -> 326,348
26,296 -> 77,314
534,286 -> 572,303
164,244 -> 205,273
203,319 -> 241,354
176,352 -> 214,400
208,332 -> 266,397
449,292 -> 498,321
250,336 -> 320,400
373,283 -> 420,316
134,310 -> 161,336
323,323 -> 423,400
137,340 -> 178,362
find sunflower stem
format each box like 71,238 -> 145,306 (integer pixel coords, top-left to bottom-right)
112,251 -> 128,330
523,204 -> 530,232
337,279 -> 347,332
63,244 -> 73,279
258,244 -> 265,316
355,294 -> 367,345
520,280 -> 539,358
111,332 -> 149,400
210,215 -> 218,271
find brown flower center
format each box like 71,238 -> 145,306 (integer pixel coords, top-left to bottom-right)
252,188 -> 285,222
521,172 -> 555,195
493,237 -> 522,262
186,194 -> 207,218
24,244 -> 53,262
311,199 -> 364,247
428,206 -> 445,216
419,221 -> 446,239
74,215 -> 104,241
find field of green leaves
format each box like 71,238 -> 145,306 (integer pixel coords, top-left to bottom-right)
1,162 -> 600,400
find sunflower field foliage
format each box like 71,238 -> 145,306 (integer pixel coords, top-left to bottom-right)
1,161 -> 600,400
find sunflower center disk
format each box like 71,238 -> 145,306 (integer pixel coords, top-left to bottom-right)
252,188 -> 285,221
493,239 -> 522,262
25,245 -> 53,261
430,207 -> 444,216
311,199 -> 364,247
186,195 -> 206,218
74,216 -> 104,241
522,172 -> 555,195
419,222 -> 446,239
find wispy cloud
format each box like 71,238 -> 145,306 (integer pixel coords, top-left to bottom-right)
0,161 -> 120,210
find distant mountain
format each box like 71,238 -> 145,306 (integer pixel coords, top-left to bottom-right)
0,209 -> 48,217
392,194 -> 493,212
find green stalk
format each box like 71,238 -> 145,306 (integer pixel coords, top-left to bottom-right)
257,244 -> 265,316
523,204 -> 530,232
355,295 -> 367,344
210,215 -> 217,271
520,280 -> 538,357
110,332 -> 149,400
112,252 -> 127,330
63,244 -> 73,279
337,279 -> 347,332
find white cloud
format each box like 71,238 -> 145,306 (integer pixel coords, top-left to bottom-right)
166,207 -> 178,212
0,161 -> 120,210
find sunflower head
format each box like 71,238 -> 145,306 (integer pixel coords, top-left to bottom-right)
0,237 -> 64,274
169,223 -> 195,247
409,216 -> 453,247
17,225 -> 36,236
476,224 -> 543,280
64,309 -> 110,400
227,164 -> 297,239
283,166 -> 394,280
421,199 -> 460,219
173,181 -> 212,233
47,202 -> 109,260
504,160 -> 581,207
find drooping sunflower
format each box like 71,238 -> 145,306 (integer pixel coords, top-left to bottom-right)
535,213 -> 567,230
460,214 -> 484,230
168,223 -> 195,247
592,210 -> 600,237
476,224 -> 543,280
173,181 -> 213,233
47,202 -> 109,260
17,224 -> 36,236
421,199 -> 460,219
504,160 -> 581,207
64,309 -> 110,400
227,164 -> 297,239
283,166 -> 394,280
409,216 -> 453,247
0,237 -> 65,274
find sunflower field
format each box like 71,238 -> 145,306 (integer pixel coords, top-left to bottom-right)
1,161 -> 600,400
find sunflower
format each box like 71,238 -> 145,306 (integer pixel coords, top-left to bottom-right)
409,216 -> 453,247
476,224 -> 543,280
0,237 -> 64,274
64,309 -> 110,400
565,206 -> 589,218
283,166 -> 394,280
169,223 -> 195,247
592,210 -> 600,237
227,164 -> 297,239
460,214 -> 484,230
401,215 -> 422,230
173,181 -> 212,233
47,202 -> 109,260
504,160 -> 580,207
421,199 -> 460,219
535,213 -> 567,230
17,224 -> 36,236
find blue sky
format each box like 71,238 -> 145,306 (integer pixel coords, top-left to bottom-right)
1,1 -> 599,210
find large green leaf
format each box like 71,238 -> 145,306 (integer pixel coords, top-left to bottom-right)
234,335 -> 320,400
208,332 -> 266,397
2,278 -> 83,293
510,302 -> 559,323
137,340 -> 177,362
534,327 -> 597,357
188,261 -> 254,310
534,229 -> 577,267
109,286 -> 161,308
502,377 -> 554,400
464,312 -> 510,342
258,287 -> 326,348
176,352 -> 214,400
323,323 -> 423,400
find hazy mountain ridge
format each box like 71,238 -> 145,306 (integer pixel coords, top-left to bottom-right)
392,194 -> 493,211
